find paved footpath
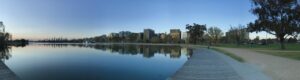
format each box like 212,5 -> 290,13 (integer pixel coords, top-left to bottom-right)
170,48 -> 269,80
0,61 -> 19,80
221,48 -> 300,80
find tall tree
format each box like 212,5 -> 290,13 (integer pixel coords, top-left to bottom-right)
186,23 -> 207,44
206,27 -> 224,45
227,25 -> 249,45
248,0 -> 300,49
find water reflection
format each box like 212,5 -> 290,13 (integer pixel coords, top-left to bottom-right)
0,46 -> 11,60
3,43 -> 192,80
35,43 -> 193,58
0,44 -> 29,60
0,45 -> 19,80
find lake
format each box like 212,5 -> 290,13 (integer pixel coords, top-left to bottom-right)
0,43 -> 192,80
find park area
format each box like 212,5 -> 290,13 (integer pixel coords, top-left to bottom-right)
215,43 -> 300,60
211,43 -> 300,80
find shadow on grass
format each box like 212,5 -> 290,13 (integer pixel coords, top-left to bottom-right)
211,47 -> 245,62
216,43 -> 300,51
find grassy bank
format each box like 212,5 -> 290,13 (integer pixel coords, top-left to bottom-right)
215,43 -> 300,60
211,47 -> 245,62
256,50 -> 300,60
216,43 -> 300,51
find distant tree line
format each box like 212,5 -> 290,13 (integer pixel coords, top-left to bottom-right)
35,38 -> 87,43
0,22 -> 29,47
0,32 -> 11,45
185,23 -> 250,46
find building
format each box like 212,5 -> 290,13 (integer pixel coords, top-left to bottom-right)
181,32 -> 189,43
118,31 -> 131,38
170,29 -> 181,43
143,29 -> 155,42
137,33 -> 144,42
158,33 -> 167,40
243,29 -> 250,40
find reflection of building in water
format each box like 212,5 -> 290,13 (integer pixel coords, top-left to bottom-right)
159,48 -> 166,55
143,46 -> 154,58
143,29 -> 155,42
37,44 -> 192,59
170,48 -> 181,58
181,48 -> 192,58
0,46 -> 11,60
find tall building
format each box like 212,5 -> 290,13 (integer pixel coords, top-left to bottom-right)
158,33 -> 167,40
181,32 -> 189,43
181,32 -> 187,40
170,29 -> 181,42
119,31 -> 131,38
143,29 -> 155,42
137,33 -> 144,42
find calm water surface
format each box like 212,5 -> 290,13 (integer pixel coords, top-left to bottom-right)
2,43 -> 192,80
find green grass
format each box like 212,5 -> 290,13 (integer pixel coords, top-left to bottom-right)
214,43 -> 300,60
216,43 -> 300,51
256,50 -> 300,60
211,47 -> 245,62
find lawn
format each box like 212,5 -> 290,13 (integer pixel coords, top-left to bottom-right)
215,43 -> 300,60
216,43 -> 300,51
256,50 -> 300,60
211,47 -> 245,62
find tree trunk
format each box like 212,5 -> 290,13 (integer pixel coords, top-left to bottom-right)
279,37 -> 286,50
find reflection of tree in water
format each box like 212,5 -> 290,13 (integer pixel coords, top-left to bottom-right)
0,45 -> 20,80
93,44 -> 192,58
38,44 -> 193,58
0,46 -> 11,60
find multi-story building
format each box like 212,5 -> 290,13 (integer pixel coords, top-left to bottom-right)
137,33 -> 144,42
170,29 -> 181,43
181,32 -> 189,43
158,33 -> 167,40
119,31 -> 131,38
143,29 -> 155,42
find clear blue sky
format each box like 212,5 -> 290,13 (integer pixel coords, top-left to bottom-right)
0,0 -> 264,40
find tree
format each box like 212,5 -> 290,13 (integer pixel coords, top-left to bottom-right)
127,33 -> 138,42
206,27 -> 224,45
253,36 -> 260,44
248,0 -> 300,49
150,36 -> 161,43
94,35 -> 107,42
186,23 -> 207,44
0,22 -> 11,45
287,37 -> 297,43
226,25 -> 249,45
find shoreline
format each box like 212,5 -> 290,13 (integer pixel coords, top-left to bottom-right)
220,48 -> 300,80
28,42 -> 207,48
170,48 -> 270,80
